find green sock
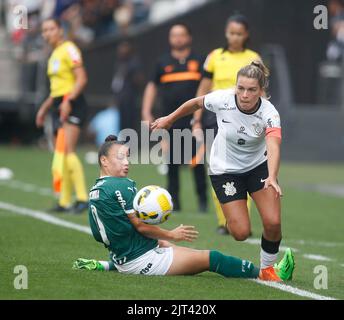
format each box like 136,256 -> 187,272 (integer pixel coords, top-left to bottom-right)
99,261 -> 118,271
209,250 -> 260,279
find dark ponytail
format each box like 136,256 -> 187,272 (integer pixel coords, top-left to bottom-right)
105,135 -> 118,142
98,135 -> 126,167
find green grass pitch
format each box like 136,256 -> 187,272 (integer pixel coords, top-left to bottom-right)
0,146 -> 343,300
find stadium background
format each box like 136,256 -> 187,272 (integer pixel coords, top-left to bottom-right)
0,0 -> 343,301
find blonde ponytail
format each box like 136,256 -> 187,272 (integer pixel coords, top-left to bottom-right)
237,60 -> 270,91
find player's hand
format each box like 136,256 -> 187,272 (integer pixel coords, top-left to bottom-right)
264,177 -> 283,198
35,108 -> 46,128
170,224 -> 199,242
151,116 -> 172,131
59,100 -> 72,122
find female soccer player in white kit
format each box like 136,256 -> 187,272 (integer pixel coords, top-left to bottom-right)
152,60 -> 293,280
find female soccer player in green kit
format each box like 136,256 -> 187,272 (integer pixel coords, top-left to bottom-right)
73,135 -> 294,281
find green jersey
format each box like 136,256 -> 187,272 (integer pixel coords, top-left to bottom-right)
88,176 -> 158,264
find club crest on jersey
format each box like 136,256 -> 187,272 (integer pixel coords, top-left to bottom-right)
252,123 -> 264,136
222,182 -> 237,196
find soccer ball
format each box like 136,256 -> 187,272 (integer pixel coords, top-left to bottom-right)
133,185 -> 173,225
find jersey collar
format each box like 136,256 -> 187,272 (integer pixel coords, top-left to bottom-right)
235,95 -> 262,115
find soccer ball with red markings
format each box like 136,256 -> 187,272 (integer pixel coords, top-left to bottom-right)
133,185 -> 173,225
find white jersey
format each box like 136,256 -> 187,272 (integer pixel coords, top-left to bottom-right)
204,89 -> 281,175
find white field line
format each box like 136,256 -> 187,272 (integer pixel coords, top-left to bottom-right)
0,201 -> 339,301
244,238 -> 299,252
246,239 -> 338,262
0,201 -> 91,235
302,254 -> 333,262
251,279 -> 337,300
288,239 -> 344,248
0,179 -> 54,197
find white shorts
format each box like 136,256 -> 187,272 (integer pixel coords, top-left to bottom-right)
115,246 -> 174,276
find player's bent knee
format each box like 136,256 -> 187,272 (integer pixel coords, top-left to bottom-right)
231,229 -> 250,241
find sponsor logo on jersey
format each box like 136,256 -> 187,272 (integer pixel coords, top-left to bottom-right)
127,186 -> 136,193
115,190 -> 126,209
219,103 -> 236,111
237,126 -> 247,135
89,189 -> 99,200
140,263 -> 153,275
237,138 -> 246,145
222,182 -> 237,196
222,119 -> 231,124
267,118 -> 273,128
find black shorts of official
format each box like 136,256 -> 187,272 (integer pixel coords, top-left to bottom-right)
210,161 -> 268,204
51,94 -> 87,135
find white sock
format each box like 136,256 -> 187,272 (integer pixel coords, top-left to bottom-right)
260,249 -> 278,269
99,261 -> 110,271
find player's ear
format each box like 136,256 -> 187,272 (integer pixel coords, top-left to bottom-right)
100,155 -> 108,167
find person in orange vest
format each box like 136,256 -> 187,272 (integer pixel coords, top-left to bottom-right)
141,24 -> 208,213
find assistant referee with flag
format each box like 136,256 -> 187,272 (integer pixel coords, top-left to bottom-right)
35,18 -> 88,213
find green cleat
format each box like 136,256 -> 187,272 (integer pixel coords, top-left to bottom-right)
275,248 -> 295,281
72,258 -> 105,271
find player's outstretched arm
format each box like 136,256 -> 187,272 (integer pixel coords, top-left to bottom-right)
128,213 -> 198,242
151,96 -> 205,131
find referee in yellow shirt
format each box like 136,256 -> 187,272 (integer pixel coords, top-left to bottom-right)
36,18 -> 88,213
193,14 -> 261,235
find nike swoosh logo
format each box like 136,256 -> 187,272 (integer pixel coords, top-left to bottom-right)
222,119 -> 231,123
260,178 -> 267,183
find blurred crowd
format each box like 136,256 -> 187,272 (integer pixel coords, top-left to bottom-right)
327,0 -> 344,61
4,0 -> 209,47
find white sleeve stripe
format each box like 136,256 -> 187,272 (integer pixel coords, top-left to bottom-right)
125,209 -> 135,214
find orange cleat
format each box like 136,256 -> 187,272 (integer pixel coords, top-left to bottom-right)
259,266 -> 282,282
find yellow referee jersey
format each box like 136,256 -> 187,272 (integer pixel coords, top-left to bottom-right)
203,48 -> 260,90
47,41 -> 83,98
